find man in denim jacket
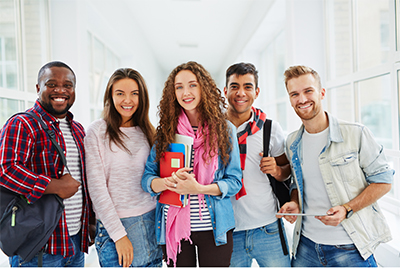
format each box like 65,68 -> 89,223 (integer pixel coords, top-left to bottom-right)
278,65 -> 393,267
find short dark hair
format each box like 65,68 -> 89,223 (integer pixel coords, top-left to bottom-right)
225,62 -> 259,88
37,61 -> 76,84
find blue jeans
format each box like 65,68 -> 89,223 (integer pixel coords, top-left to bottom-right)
95,209 -> 162,267
9,233 -> 84,267
230,220 -> 290,267
292,235 -> 377,267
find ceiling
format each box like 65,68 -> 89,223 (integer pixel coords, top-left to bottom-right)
123,0 -> 276,77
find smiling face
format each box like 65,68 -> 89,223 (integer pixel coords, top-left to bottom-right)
287,73 -> 325,122
174,70 -> 202,115
112,78 -> 139,127
224,73 -> 259,120
36,66 -> 76,118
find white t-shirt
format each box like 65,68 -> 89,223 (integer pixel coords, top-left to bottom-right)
230,111 -> 286,231
302,128 -> 352,245
84,119 -> 156,242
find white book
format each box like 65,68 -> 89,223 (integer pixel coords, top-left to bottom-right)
174,134 -> 194,206
174,134 -> 194,167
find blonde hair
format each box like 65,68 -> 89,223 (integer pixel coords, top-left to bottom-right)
283,65 -> 321,90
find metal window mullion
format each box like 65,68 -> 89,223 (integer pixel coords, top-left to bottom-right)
17,0 -> 27,95
40,0 -> 51,62
351,0 -> 358,73
0,38 -> 6,89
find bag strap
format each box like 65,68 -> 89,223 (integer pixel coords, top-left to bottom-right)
25,112 -> 70,174
263,119 -> 276,194
263,119 -> 272,157
6,112 -> 67,266
263,119 -> 289,256
24,112 -> 68,267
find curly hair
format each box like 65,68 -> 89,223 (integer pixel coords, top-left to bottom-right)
155,61 -> 232,165
103,68 -> 155,153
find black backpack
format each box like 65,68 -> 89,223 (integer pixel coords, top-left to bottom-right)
0,112 -> 66,265
263,118 -> 291,256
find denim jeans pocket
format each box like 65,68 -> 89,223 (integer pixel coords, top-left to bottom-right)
334,243 -> 357,251
122,210 -> 162,267
260,221 -> 279,235
95,221 -> 113,251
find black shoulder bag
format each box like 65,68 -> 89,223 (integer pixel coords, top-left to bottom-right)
263,118 -> 291,256
0,112 -> 67,265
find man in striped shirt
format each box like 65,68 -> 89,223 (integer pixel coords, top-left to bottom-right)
0,61 -> 95,267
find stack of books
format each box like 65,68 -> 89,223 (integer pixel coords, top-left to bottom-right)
159,134 -> 193,207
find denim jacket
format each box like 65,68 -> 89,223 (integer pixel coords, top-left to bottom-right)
141,122 -> 242,246
286,112 -> 393,260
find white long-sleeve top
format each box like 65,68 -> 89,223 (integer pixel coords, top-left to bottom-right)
85,119 -> 156,242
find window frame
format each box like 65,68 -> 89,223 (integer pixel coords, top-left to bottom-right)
87,31 -> 120,123
324,0 -> 400,216
0,0 -> 50,126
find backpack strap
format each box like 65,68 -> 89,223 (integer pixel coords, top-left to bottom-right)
24,112 -> 68,266
263,119 -> 289,256
263,119 -> 279,209
263,119 -> 272,158
24,112 -> 70,174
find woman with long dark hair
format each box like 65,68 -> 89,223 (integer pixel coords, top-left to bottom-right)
85,68 -> 162,267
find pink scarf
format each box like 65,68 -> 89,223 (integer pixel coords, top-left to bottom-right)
165,109 -> 219,266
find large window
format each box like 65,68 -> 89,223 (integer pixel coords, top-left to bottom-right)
262,31 -> 288,132
0,1 -> 18,92
355,0 -> 390,71
357,74 -> 392,148
326,84 -> 354,122
397,0 -> 400,52
325,0 -> 400,216
325,0 -> 352,80
87,32 -> 120,123
0,0 -> 50,126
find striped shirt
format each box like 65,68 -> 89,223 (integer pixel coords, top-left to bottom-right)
165,126 -> 212,231
59,118 -> 83,236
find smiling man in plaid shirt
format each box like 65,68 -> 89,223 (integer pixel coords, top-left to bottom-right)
0,61 -> 95,267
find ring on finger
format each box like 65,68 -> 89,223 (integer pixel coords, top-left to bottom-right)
174,183 -> 177,188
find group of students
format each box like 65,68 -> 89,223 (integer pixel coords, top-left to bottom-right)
0,60 -> 393,268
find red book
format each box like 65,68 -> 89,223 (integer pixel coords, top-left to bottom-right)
159,152 -> 184,207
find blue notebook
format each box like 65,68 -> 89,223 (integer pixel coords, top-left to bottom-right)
168,143 -> 186,158
167,143 -> 188,206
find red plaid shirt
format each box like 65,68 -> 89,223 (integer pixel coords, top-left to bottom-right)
0,100 -> 93,257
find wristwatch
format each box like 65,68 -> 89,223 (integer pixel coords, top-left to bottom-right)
342,203 -> 353,218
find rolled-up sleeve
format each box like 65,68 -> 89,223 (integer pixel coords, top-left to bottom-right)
360,127 -> 394,184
